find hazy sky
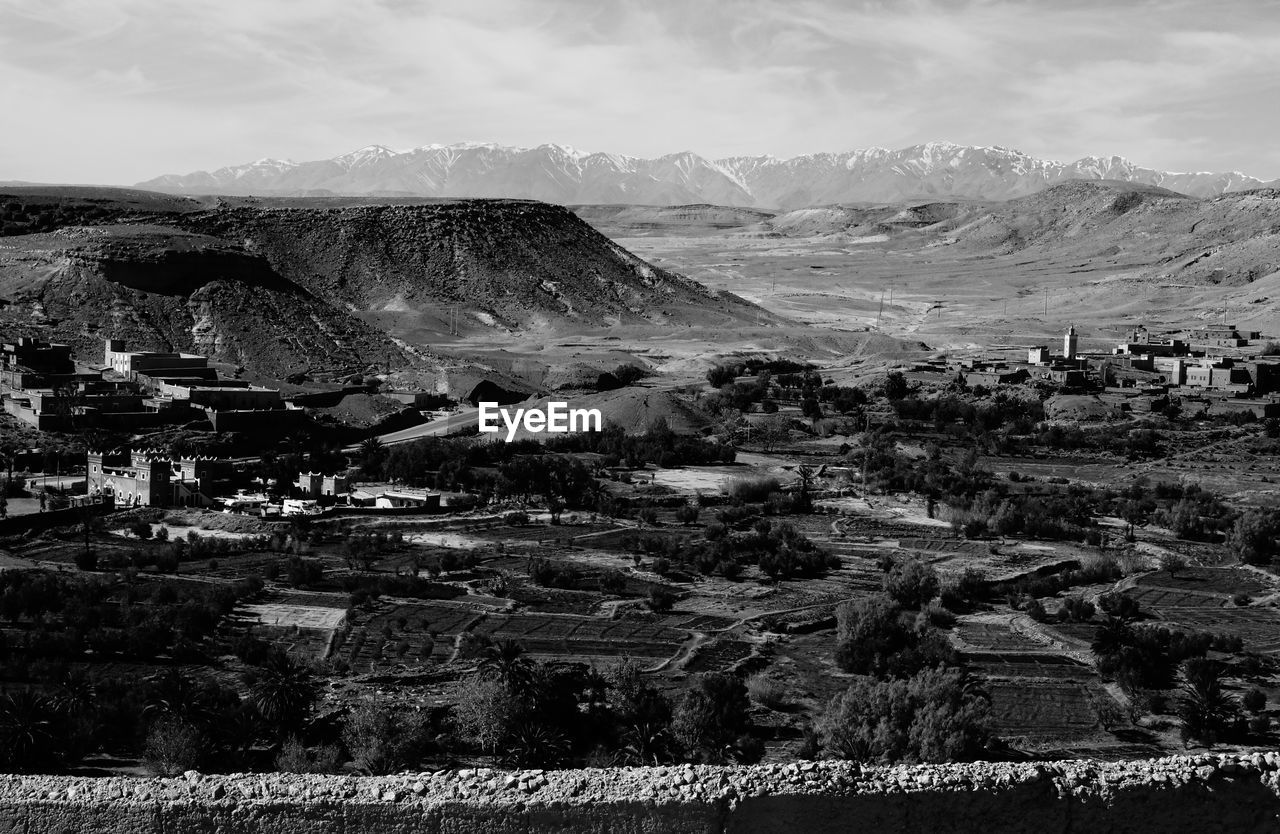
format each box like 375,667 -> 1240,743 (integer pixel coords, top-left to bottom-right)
3,0 -> 1279,184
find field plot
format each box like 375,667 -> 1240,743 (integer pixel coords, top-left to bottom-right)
1125,585 -> 1236,610
471,613 -> 690,661
968,652 -> 1095,680
956,621 -> 1047,653
1133,566 -> 1273,597
683,638 -> 754,674
985,680 -> 1103,739
1152,608 -> 1280,654
242,603 -> 347,629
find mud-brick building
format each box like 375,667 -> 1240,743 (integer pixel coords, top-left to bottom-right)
86,450 -> 227,507
86,449 -> 171,508
103,339 -> 210,380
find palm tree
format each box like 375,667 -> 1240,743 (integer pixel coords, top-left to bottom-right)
480,639 -> 534,692
245,652 -> 318,739
358,437 -> 386,478
0,690 -> 60,772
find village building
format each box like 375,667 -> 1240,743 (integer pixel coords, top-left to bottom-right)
103,339 -> 211,380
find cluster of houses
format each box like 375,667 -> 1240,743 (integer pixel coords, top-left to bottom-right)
1,337 -> 304,433
80,451 -> 472,517
916,324 -> 1280,418
0,334 -> 480,519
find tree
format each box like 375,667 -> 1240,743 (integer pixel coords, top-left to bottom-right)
706,364 -> 739,388
341,702 -> 430,774
450,676 -> 521,756
0,691 -> 63,772
143,716 -> 205,776
884,371 -> 909,401
479,639 -> 535,692
817,667 -> 990,763
1227,509 -> 1279,566
883,558 -> 940,610
1178,658 -> 1239,747
244,652 -> 317,739
756,413 -> 791,452
670,673 -> 751,763
834,594 -> 954,679
358,437 -> 387,479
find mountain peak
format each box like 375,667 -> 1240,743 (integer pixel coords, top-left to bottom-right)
137,142 -> 1276,208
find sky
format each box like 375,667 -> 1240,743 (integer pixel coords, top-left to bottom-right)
2,0 -> 1280,184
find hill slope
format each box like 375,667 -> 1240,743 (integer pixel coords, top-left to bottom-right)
0,223 -> 404,378
0,189 -> 775,373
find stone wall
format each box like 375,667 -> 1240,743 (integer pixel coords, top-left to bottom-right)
2,754 -> 1279,834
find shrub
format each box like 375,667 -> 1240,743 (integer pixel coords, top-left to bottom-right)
342,702 -> 431,774
505,511 -> 531,526
599,569 -> 628,594
74,550 -> 98,572
746,673 -> 792,711
725,475 -> 782,503
275,736 -> 343,774
646,586 -> 676,613
674,504 -> 700,526
1242,688 -> 1267,714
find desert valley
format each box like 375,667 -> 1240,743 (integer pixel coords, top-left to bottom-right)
0,142 -> 1279,781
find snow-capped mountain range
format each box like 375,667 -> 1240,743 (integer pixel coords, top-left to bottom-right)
137,141 -> 1279,209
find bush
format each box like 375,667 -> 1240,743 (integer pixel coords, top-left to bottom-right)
342,702 -> 431,774
275,736 -> 343,774
746,673 -> 792,711
505,511 -> 531,526
674,505 -> 700,526
74,550 -> 98,572
646,586 -> 676,613
725,475 -> 781,503
599,569 -> 628,595
1242,688 -> 1267,714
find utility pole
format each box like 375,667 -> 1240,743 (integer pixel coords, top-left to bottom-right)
876,290 -> 885,327
1043,288 -> 1049,318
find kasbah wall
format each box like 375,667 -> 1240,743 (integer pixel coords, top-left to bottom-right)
3,754 -> 1280,834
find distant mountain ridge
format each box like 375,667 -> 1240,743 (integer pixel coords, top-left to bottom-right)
138,141 -> 1279,209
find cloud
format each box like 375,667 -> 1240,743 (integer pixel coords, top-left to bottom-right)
0,0 -> 1277,183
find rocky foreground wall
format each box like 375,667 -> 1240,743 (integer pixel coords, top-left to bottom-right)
3,753 -> 1280,834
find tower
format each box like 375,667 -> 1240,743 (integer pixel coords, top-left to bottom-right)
1064,325 -> 1078,360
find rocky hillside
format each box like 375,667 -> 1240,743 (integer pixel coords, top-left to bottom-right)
139,141 -> 1280,209
0,188 -> 773,375
0,223 -> 404,378
938,181 -> 1280,287
172,199 -> 769,338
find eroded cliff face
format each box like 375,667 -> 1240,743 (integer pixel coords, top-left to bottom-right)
3,754 -> 1279,834
0,225 -> 405,378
